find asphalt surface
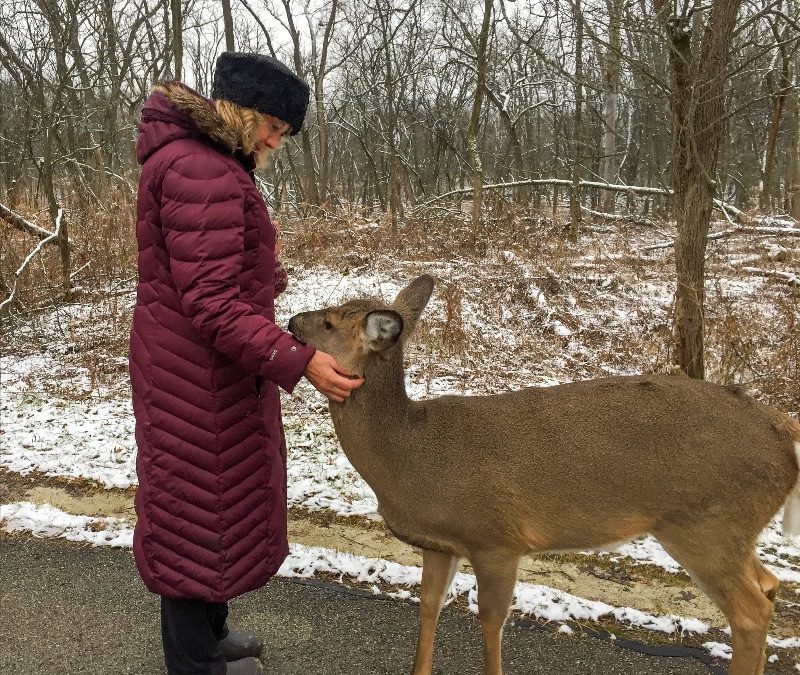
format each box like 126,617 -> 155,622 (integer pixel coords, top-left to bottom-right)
1,536 -> 790,674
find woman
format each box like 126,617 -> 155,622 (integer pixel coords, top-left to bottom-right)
130,52 -> 362,675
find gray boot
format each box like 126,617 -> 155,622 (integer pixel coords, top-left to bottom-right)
220,628 -> 264,661
225,656 -> 264,675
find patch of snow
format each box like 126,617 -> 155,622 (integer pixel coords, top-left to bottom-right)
610,537 -> 683,573
703,642 -> 732,660
0,392 -> 137,488
768,636 -> 800,650
552,320 -> 572,336
0,501 -> 133,547
605,531 -> 800,584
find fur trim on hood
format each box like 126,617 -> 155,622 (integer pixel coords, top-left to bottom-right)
151,81 -> 238,153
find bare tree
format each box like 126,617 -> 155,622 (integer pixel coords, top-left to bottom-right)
789,58 -> 800,219
569,0 -> 584,242
1,0 -> 798,310
222,0 -> 235,51
759,7 -> 795,210
307,0 -> 339,204
171,0 -> 183,79
466,0 -> 494,249
600,0 -> 622,212
655,0 -> 743,379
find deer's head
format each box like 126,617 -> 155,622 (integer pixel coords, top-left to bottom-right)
288,275 -> 435,375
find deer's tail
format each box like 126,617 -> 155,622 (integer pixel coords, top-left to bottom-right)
782,440 -> 800,539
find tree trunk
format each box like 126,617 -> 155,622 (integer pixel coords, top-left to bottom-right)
315,0 -> 338,204
171,0 -> 183,80
759,42 -> 790,211
466,0 -> 493,250
569,0 -> 584,242
283,0 -> 319,206
552,101 -> 561,224
601,0 -> 622,212
656,0 -> 742,379
221,0 -> 235,52
482,85 -> 525,178
383,36 -> 399,232
41,135 -> 71,299
786,58 -> 800,219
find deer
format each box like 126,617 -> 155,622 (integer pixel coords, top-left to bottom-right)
288,275 -> 800,675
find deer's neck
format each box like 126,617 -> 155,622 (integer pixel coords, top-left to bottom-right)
334,350 -> 411,420
329,350 -> 416,479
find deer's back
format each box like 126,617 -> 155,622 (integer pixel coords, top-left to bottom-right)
377,374 -> 798,553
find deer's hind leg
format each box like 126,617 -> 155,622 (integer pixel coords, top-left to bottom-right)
411,549 -> 461,675
655,531 -> 778,675
469,550 -> 521,675
744,558 -> 780,675
709,556 -> 777,675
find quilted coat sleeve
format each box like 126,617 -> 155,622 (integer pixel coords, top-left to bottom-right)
159,153 -> 315,392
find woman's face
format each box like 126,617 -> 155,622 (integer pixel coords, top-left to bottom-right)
252,114 -> 290,169
255,114 -> 290,151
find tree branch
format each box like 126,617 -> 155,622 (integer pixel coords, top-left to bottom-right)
0,203 -> 57,241
1,209 -> 64,313
740,267 -> 800,286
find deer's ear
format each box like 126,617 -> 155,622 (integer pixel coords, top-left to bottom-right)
392,275 -> 434,335
364,310 -> 403,352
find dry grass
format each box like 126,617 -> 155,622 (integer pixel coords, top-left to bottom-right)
0,184 -> 137,311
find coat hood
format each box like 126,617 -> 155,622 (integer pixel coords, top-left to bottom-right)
136,82 -> 238,165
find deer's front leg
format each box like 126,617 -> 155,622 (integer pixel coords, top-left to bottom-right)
411,549 -> 461,675
470,550 -> 520,675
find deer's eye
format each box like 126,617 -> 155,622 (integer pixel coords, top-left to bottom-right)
323,319 -> 333,330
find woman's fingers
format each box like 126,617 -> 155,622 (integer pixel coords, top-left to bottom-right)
323,373 -> 361,402
331,362 -> 360,379
303,350 -> 364,402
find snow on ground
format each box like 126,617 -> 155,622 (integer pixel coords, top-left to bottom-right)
2,227 -> 799,661
1,500 -> 134,547
2,243 -> 800,579
3,500 -> 799,659
0,392 -> 136,488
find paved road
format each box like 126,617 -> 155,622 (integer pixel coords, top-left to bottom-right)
0,537 -> 790,674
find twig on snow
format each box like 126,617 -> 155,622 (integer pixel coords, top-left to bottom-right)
739,267 -> 799,287
639,225 -> 800,252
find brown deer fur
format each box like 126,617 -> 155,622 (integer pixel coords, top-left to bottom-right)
288,275 -> 800,675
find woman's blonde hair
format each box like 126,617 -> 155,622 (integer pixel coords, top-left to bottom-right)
215,99 -> 266,155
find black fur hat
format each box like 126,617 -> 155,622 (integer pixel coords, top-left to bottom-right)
212,52 -> 309,135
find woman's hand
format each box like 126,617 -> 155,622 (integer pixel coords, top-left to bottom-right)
303,351 -> 364,403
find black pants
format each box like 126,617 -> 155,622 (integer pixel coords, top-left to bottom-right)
161,596 -> 230,675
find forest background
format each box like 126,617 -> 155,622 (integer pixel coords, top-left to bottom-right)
1,0 -> 798,390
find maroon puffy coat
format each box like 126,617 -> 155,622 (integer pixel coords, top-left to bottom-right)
130,82 -> 315,602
